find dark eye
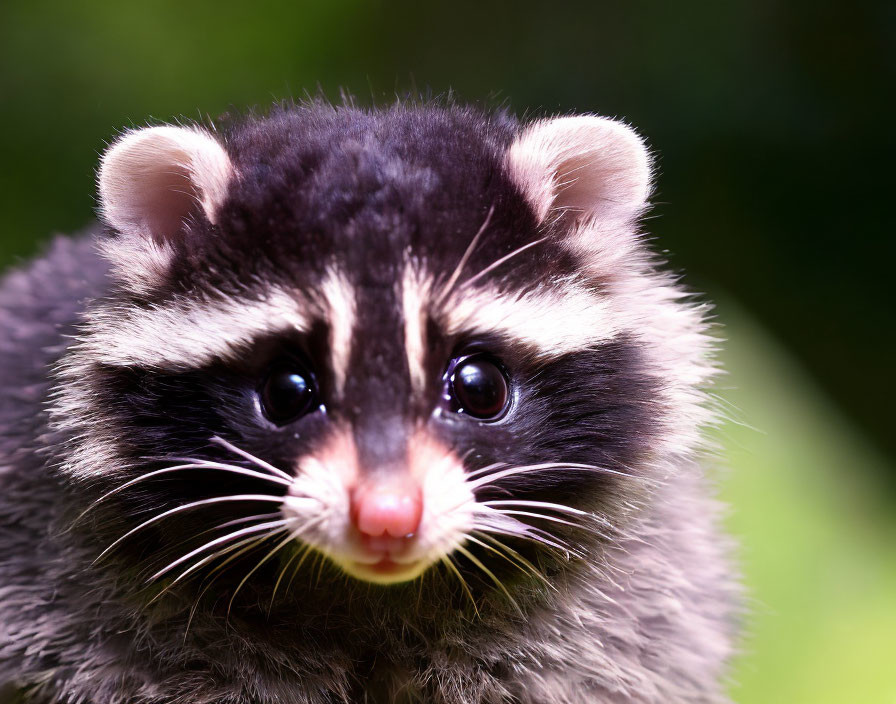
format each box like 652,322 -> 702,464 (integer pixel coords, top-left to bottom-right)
259,359 -> 317,425
448,355 -> 510,420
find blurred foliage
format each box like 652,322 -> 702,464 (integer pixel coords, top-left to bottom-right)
0,0 -> 893,465
717,301 -> 896,702
0,1 -> 894,700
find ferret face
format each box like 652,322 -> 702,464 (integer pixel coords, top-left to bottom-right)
55,105 -> 706,608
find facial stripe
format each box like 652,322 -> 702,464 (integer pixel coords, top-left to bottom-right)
402,265 -> 430,394
81,287 -> 312,370
440,279 -> 618,357
319,269 -> 356,397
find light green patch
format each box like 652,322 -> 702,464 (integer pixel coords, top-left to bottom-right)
715,299 -> 896,703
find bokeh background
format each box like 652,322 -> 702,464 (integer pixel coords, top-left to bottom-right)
1,1 -> 893,700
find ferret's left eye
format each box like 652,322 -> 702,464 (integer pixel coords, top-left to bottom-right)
446,354 -> 510,421
259,359 -> 318,425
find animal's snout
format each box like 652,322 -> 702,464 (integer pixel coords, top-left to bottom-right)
351,481 -> 423,539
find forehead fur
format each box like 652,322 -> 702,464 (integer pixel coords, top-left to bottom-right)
148,103 -> 567,301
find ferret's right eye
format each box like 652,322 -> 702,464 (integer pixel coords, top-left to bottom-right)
259,359 -> 318,425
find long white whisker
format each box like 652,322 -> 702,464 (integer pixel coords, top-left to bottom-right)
212,513 -> 283,532
283,544 -> 316,597
93,494 -> 284,564
188,530 -> 281,614
158,531 -> 286,610
73,463 -> 290,526
463,462 -> 508,480
226,517 -> 322,618
269,542 -> 313,611
481,499 -> 589,516
163,460 -> 292,486
209,436 -> 293,482
435,205 -> 495,305
148,519 -> 289,583
459,237 -> 548,291
474,517 -> 578,556
144,511 -> 283,580
469,462 -> 637,490
472,530 -> 554,584
481,508 -> 582,529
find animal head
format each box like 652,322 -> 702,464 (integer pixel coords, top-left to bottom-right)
52,103 -> 713,610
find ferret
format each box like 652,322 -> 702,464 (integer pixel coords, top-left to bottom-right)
0,101 -> 739,703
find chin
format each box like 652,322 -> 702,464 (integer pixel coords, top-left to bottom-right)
339,557 -> 432,585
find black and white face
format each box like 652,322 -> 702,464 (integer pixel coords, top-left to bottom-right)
56,105 -> 704,610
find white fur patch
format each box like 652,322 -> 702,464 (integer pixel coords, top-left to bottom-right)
319,270 -> 356,397
402,265 -> 431,393
506,115 -> 652,226
80,287 -> 312,370
441,278 -> 618,357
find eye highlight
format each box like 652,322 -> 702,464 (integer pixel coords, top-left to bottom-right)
445,354 -> 510,421
259,358 -> 318,425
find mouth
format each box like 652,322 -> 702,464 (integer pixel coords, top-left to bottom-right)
343,555 -> 429,584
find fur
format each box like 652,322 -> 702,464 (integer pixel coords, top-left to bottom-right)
0,101 -> 740,703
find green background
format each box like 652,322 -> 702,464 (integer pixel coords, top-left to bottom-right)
1,1 -> 893,700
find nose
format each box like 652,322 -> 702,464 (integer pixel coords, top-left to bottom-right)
351,481 -> 423,539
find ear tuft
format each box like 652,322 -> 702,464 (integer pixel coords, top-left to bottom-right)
98,125 -> 233,243
507,115 -> 652,226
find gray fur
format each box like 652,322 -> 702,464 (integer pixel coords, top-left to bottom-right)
0,107 -> 740,703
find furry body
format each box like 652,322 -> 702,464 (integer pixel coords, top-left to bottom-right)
0,104 -> 738,703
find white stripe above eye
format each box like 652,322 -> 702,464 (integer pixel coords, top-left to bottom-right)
440,279 -> 618,357
402,266 -> 431,393
319,269 -> 356,397
81,287 -> 313,370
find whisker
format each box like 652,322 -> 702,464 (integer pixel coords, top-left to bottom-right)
212,512 -> 283,532
454,543 -> 524,617
472,531 -> 554,585
458,237 -> 548,291
468,462 -> 638,490
148,512 -> 282,575
435,205 -> 495,305
481,499 -> 589,516
464,533 -> 555,592
147,519 -> 290,583
93,494 -> 284,564
284,543 -> 316,596
226,517 -> 322,618
480,508 -> 582,530
269,541 -> 313,612
72,464 -> 290,527
183,532 -> 283,638
477,524 -> 575,556
463,462 -> 508,481
163,460 -> 292,487
227,532 -> 297,619
209,436 -> 293,482
440,555 -> 479,618
474,516 -> 578,556
150,530 -> 286,607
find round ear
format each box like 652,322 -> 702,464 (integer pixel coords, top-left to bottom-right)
97,125 -> 234,290
99,125 -> 233,240
506,115 -> 652,227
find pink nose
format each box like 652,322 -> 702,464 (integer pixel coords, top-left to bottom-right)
352,482 -> 423,538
